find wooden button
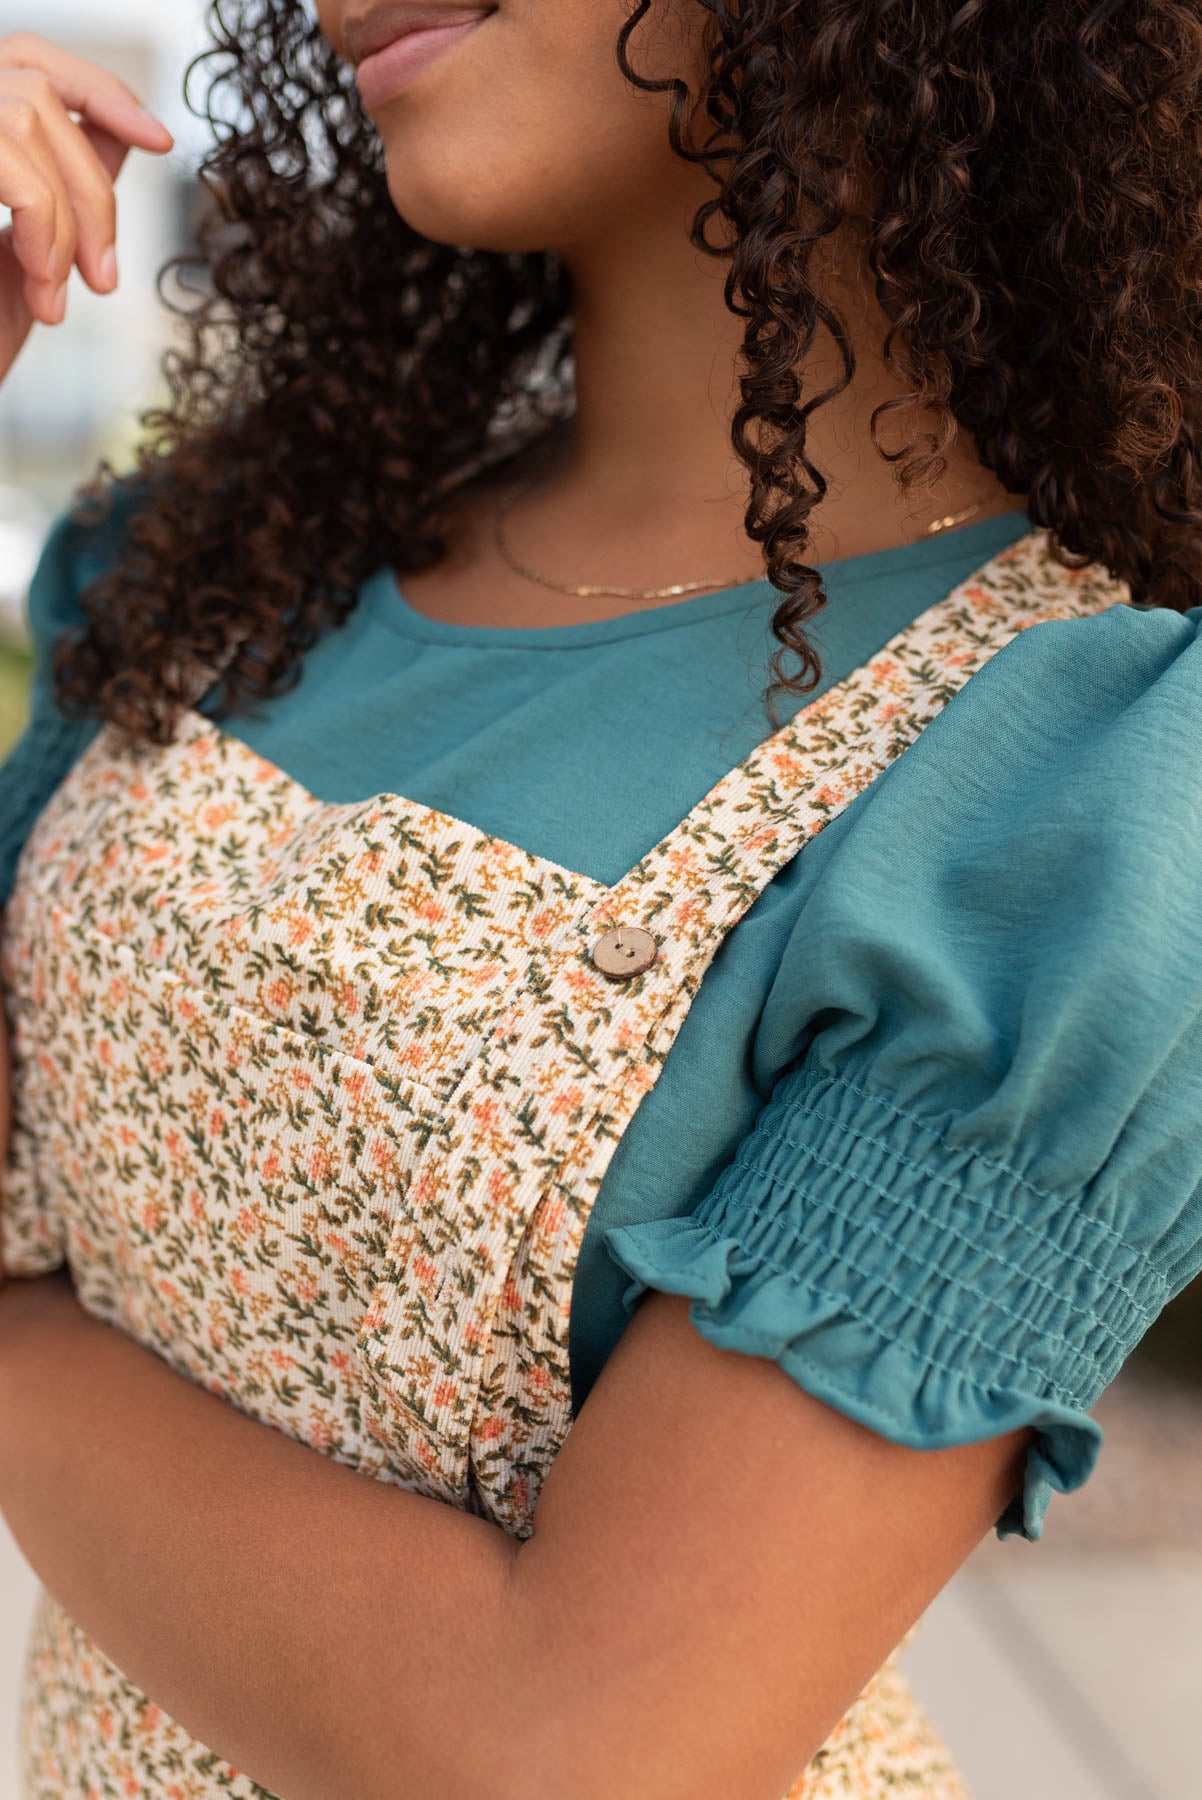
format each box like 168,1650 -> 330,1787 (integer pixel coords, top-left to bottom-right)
591,925 -> 659,980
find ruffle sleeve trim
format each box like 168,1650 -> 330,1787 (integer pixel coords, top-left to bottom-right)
602,1065 -> 1169,1542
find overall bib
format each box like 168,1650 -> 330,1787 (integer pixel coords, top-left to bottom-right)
0,529 -> 1127,1799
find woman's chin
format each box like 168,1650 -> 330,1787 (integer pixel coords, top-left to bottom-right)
381,163 -> 574,257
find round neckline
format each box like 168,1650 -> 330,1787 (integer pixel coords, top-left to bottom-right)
363,509 -> 1034,651
361,565 -> 781,649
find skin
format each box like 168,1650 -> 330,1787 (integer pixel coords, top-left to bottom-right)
0,9 -> 1035,1798
316,0 -> 1021,628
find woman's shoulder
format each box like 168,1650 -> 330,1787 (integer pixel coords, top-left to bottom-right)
23,473 -> 149,661
755,560 -> 1202,1091
0,476 -> 148,908
845,558 -> 1202,843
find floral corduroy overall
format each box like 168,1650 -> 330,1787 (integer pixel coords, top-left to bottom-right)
0,529 -> 1127,1799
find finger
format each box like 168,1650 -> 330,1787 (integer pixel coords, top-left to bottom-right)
79,119 -> 132,186
3,73 -> 122,293
0,120 -> 73,324
0,32 -> 174,152
0,223 -> 38,364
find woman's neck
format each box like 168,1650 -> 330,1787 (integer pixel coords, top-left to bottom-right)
544,206 -> 1018,578
403,210 -> 1021,634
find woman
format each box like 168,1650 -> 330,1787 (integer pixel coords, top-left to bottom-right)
0,3 -> 1200,1796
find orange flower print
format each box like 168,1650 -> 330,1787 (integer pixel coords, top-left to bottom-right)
538,1196 -> 566,1238
628,1062 -> 657,1095
487,1166 -> 514,1213
1,533 -> 1111,1798
472,1095 -> 500,1131
263,977 -> 293,1011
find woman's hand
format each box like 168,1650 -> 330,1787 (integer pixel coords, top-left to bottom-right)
0,32 -> 175,386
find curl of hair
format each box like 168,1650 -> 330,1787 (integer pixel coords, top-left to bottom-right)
51,0 -> 1202,740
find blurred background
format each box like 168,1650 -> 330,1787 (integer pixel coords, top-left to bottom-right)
0,0 -> 212,735
0,4 -> 1200,1797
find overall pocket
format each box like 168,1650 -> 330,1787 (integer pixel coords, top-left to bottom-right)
13,899 -> 444,1466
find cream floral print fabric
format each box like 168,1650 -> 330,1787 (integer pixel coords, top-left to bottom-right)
0,529 -> 1129,1799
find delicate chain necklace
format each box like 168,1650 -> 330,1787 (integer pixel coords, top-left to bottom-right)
493,474 -> 985,602
493,476 -> 762,600
923,503 -> 987,537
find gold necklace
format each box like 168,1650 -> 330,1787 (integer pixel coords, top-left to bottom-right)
493,476 -> 985,601
923,502 -> 987,536
494,477 -> 764,600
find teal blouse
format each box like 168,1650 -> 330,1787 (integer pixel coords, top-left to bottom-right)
4,487 -> 1202,1544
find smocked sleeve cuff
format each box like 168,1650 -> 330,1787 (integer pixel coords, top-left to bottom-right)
602,1064 -> 1168,1541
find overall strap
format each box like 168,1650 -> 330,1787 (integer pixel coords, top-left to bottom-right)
354,529 -> 1133,1523
574,528 -> 1130,978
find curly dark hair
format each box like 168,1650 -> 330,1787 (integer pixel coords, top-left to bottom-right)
53,0 -> 1202,743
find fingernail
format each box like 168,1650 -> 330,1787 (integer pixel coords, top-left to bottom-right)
54,281 -> 68,319
137,105 -> 174,141
99,246 -> 118,289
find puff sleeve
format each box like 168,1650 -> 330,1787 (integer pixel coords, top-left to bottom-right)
0,488 -> 135,905
603,599 -> 1202,1542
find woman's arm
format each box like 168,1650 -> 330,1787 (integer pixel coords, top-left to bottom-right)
0,1270 -> 1029,1800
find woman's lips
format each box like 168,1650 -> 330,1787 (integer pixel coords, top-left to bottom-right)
355,16 -> 486,108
